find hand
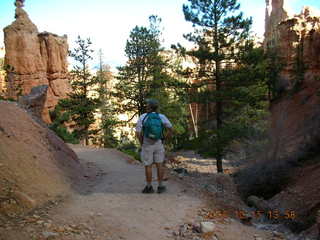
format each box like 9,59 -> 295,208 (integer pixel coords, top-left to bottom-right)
135,131 -> 143,145
165,128 -> 173,140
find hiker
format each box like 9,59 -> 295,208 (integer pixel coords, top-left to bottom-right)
135,99 -> 173,194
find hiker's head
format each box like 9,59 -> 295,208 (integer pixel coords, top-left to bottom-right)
146,99 -> 159,112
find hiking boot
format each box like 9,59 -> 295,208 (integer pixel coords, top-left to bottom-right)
157,185 -> 166,194
142,185 -> 154,194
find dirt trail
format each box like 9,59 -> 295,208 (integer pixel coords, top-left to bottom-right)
1,146 -> 283,240
50,146 -> 205,240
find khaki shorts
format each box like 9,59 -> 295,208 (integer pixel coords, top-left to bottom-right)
141,140 -> 165,166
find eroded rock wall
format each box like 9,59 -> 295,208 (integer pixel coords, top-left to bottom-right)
3,7 -> 70,122
268,7 -> 320,161
262,3 -> 320,235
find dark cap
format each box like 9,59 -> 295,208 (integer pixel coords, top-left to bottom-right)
146,98 -> 159,108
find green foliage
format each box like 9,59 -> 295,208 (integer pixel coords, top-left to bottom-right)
121,149 -> 141,161
177,0 -> 267,172
196,123 -> 249,157
117,141 -> 141,161
100,117 -> 119,147
147,71 -> 190,150
264,48 -> 284,100
114,15 -> 190,149
57,36 -> 101,145
96,50 -> 119,148
113,15 -> 165,117
49,105 -> 79,144
1,64 -> 23,100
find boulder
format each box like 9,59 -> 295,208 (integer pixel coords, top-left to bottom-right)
247,195 -> 270,212
18,85 -> 48,119
200,222 -> 216,233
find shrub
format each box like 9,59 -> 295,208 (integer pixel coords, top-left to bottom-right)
121,149 -> 141,161
117,141 -> 141,161
49,106 -> 80,144
234,159 -> 294,200
49,125 -> 79,144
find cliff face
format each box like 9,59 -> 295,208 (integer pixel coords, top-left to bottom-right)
268,7 -> 320,162
3,7 -> 70,122
263,2 -> 320,235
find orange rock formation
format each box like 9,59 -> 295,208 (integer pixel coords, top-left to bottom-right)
3,6 -> 70,122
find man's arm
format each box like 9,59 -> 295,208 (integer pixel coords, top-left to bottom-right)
164,127 -> 173,140
136,131 -> 143,145
135,114 -> 145,145
160,114 -> 173,141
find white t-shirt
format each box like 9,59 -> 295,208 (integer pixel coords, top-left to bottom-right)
135,112 -> 172,133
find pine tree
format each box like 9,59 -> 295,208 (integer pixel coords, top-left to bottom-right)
181,0 -> 258,172
114,16 -> 191,149
96,49 -> 118,147
58,36 -> 101,145
114,15 -> 165,119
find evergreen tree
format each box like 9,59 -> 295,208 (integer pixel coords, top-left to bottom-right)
114,16 -> 190,149
58,36 -> 101,145
96,49 -> 118,147
181,0 -> 262,172
49,104 -> 79,144
114,15 -> 165,119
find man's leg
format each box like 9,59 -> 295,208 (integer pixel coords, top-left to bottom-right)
155,163 -> 166,193
142,164 -> 154,193
155,163 -> 164,184
141,144 -> 155,193
145,165 -> 153,186
154,142 -> 166,193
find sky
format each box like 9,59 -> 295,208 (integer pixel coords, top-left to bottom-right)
0,0 -> 319,70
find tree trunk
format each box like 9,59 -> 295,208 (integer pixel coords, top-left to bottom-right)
216,99 -> 224,173
189,103 -> 198,138
214,13 -> 223,173
216,153 -> 223,173
216,72 -> 223,172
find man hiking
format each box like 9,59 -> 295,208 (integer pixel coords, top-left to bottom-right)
135,99 -> 173,194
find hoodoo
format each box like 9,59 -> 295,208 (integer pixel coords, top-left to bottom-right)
3,0 -> 71,122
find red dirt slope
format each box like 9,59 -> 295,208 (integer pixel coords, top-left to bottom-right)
0,101 -> 83,219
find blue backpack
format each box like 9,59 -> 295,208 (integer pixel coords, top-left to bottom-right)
142,113 -> 163,140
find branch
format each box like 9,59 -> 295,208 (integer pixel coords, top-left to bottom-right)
126,112 -> 138,123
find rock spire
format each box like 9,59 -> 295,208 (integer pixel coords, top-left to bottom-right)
3,2 -> 71,122
264,0 -> 289,49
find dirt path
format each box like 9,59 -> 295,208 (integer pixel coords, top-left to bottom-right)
1,146 -> 286,240
49,146 -> 206,240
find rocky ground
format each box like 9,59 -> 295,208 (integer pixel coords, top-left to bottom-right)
0,147 -> 308,240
